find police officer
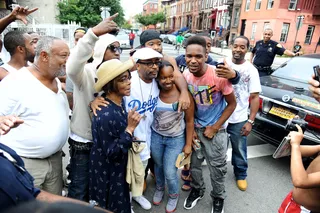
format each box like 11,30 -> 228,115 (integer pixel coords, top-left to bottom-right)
250,28 -> 297,77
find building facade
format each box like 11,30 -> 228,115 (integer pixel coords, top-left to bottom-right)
239,0 -> 320,54
143,0 -> 159,15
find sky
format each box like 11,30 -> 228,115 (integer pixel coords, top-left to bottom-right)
121,0 -> 145,19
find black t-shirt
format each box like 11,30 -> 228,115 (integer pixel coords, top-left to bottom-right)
252,40 -> 286,67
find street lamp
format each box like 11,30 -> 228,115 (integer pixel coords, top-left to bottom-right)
293,15 -> 304,49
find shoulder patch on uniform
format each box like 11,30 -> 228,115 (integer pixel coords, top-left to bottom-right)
276,43 -> 282,48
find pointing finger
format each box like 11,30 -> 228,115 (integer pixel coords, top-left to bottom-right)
107,13 -> 119,21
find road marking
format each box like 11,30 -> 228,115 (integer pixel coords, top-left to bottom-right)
201,144 -> 276,166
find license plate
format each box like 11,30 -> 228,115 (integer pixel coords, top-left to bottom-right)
269,106 -> 296,120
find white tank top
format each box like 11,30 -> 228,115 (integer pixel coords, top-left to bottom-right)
1,63 -> 17,73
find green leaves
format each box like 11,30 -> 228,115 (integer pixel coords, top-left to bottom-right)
56,0 -> 125,28
135,12 -> 166,28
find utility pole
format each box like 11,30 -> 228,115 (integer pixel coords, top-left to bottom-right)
293,15 -> 304,49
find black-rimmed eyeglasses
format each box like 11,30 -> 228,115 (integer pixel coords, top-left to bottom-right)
137,61 -> 162,68
107,44 -> 122,54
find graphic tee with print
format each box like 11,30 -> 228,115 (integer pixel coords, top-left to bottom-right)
124,71 -> 159,161
225,58 -> 261,123
183,65 -> 233,128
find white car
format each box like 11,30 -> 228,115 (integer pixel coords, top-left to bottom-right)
116,34 -> 131,49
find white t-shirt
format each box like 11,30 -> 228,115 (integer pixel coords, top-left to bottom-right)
124,71 -> 159,161
0,67 -> 70,158
225,58 -> 261,123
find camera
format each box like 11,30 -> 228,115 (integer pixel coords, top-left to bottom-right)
285,117 -> 308,132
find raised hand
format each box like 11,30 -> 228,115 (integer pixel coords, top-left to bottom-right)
92,13 -> 119,37
11,6 -> 38,25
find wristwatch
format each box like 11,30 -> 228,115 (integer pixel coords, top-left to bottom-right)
247,119 -> 255,125
89,200 -> 98,208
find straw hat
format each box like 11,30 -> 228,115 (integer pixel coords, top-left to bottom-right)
94,59 -> 134,92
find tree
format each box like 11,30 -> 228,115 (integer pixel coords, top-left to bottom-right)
122,22 -> 133,30
57,0 -> 125,28
135,12 -> 166,29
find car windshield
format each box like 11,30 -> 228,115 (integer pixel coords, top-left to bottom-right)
116,34 -> 128,40
272,56 -> 320,83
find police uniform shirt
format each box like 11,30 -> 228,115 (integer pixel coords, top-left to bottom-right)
252,40 -> 286,67
0,143 -> 40,210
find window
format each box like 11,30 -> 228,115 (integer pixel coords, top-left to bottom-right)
154,4 -> 157,9
245,0 -> 250,11
255,0 -> 261,10
267,0 -> 274,9
288,0 -> 297,10
231,33 -> 236,44
263,22 -> 270,30
150,4 -> 153,9
280,23 -> 290,42
232,8 -> 240,27
305,25 -> 315,44
251,23 -> 257,40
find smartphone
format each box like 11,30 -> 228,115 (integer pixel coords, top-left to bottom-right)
313,65 -> 320,84
172,101 -> 179,111
216,62 -> 225,67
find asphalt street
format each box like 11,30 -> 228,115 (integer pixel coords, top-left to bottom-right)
121,39 -> 294,213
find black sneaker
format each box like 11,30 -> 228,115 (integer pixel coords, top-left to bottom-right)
183,188 -> 204,210
211,198 -> 224,213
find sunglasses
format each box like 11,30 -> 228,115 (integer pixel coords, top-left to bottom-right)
138,60 -> 162,68
108,45 -> 122,54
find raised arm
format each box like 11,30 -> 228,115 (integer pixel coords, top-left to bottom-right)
66,14 -> 119,88
289,125 -> 320,188
0,6 -> 38,34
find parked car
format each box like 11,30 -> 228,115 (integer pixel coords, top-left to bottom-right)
182,33 -> 195,48
163,34 -> 177,45
116,34 -> 131,49
160,34 -> 167,41
252,54 -> 320,146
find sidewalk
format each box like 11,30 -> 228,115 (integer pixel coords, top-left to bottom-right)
210,47 -> 291,68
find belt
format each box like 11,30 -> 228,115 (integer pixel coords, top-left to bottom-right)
254,65 -> 271,70
68,138 -> 93,151
21,150 -> 61,160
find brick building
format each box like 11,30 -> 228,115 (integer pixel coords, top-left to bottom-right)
239,0 -> 320,54
143,0 -> 159,15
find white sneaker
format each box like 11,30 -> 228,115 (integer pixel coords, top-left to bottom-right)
131,206 -> 135,213
133,195 -> 152,210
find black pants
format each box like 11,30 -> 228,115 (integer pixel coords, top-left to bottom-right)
144,157 -> 155,180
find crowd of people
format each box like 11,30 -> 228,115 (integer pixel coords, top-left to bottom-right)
0,4 -> 319,213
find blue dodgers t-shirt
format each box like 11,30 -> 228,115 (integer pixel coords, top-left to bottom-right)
124,71 -> 159,161
183,65 -> 233,128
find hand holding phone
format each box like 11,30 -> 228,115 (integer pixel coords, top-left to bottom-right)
313,65 -> 320,84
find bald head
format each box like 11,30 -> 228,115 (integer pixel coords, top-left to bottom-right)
263,28 -> 273,43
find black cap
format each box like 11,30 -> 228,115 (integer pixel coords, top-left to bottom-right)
140,30 -> 161,47
74,27 -> 88,36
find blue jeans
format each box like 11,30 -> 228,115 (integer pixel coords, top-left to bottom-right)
227,121 -> 248,180
151,130 -> 185,197
67,138 -> 92,201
